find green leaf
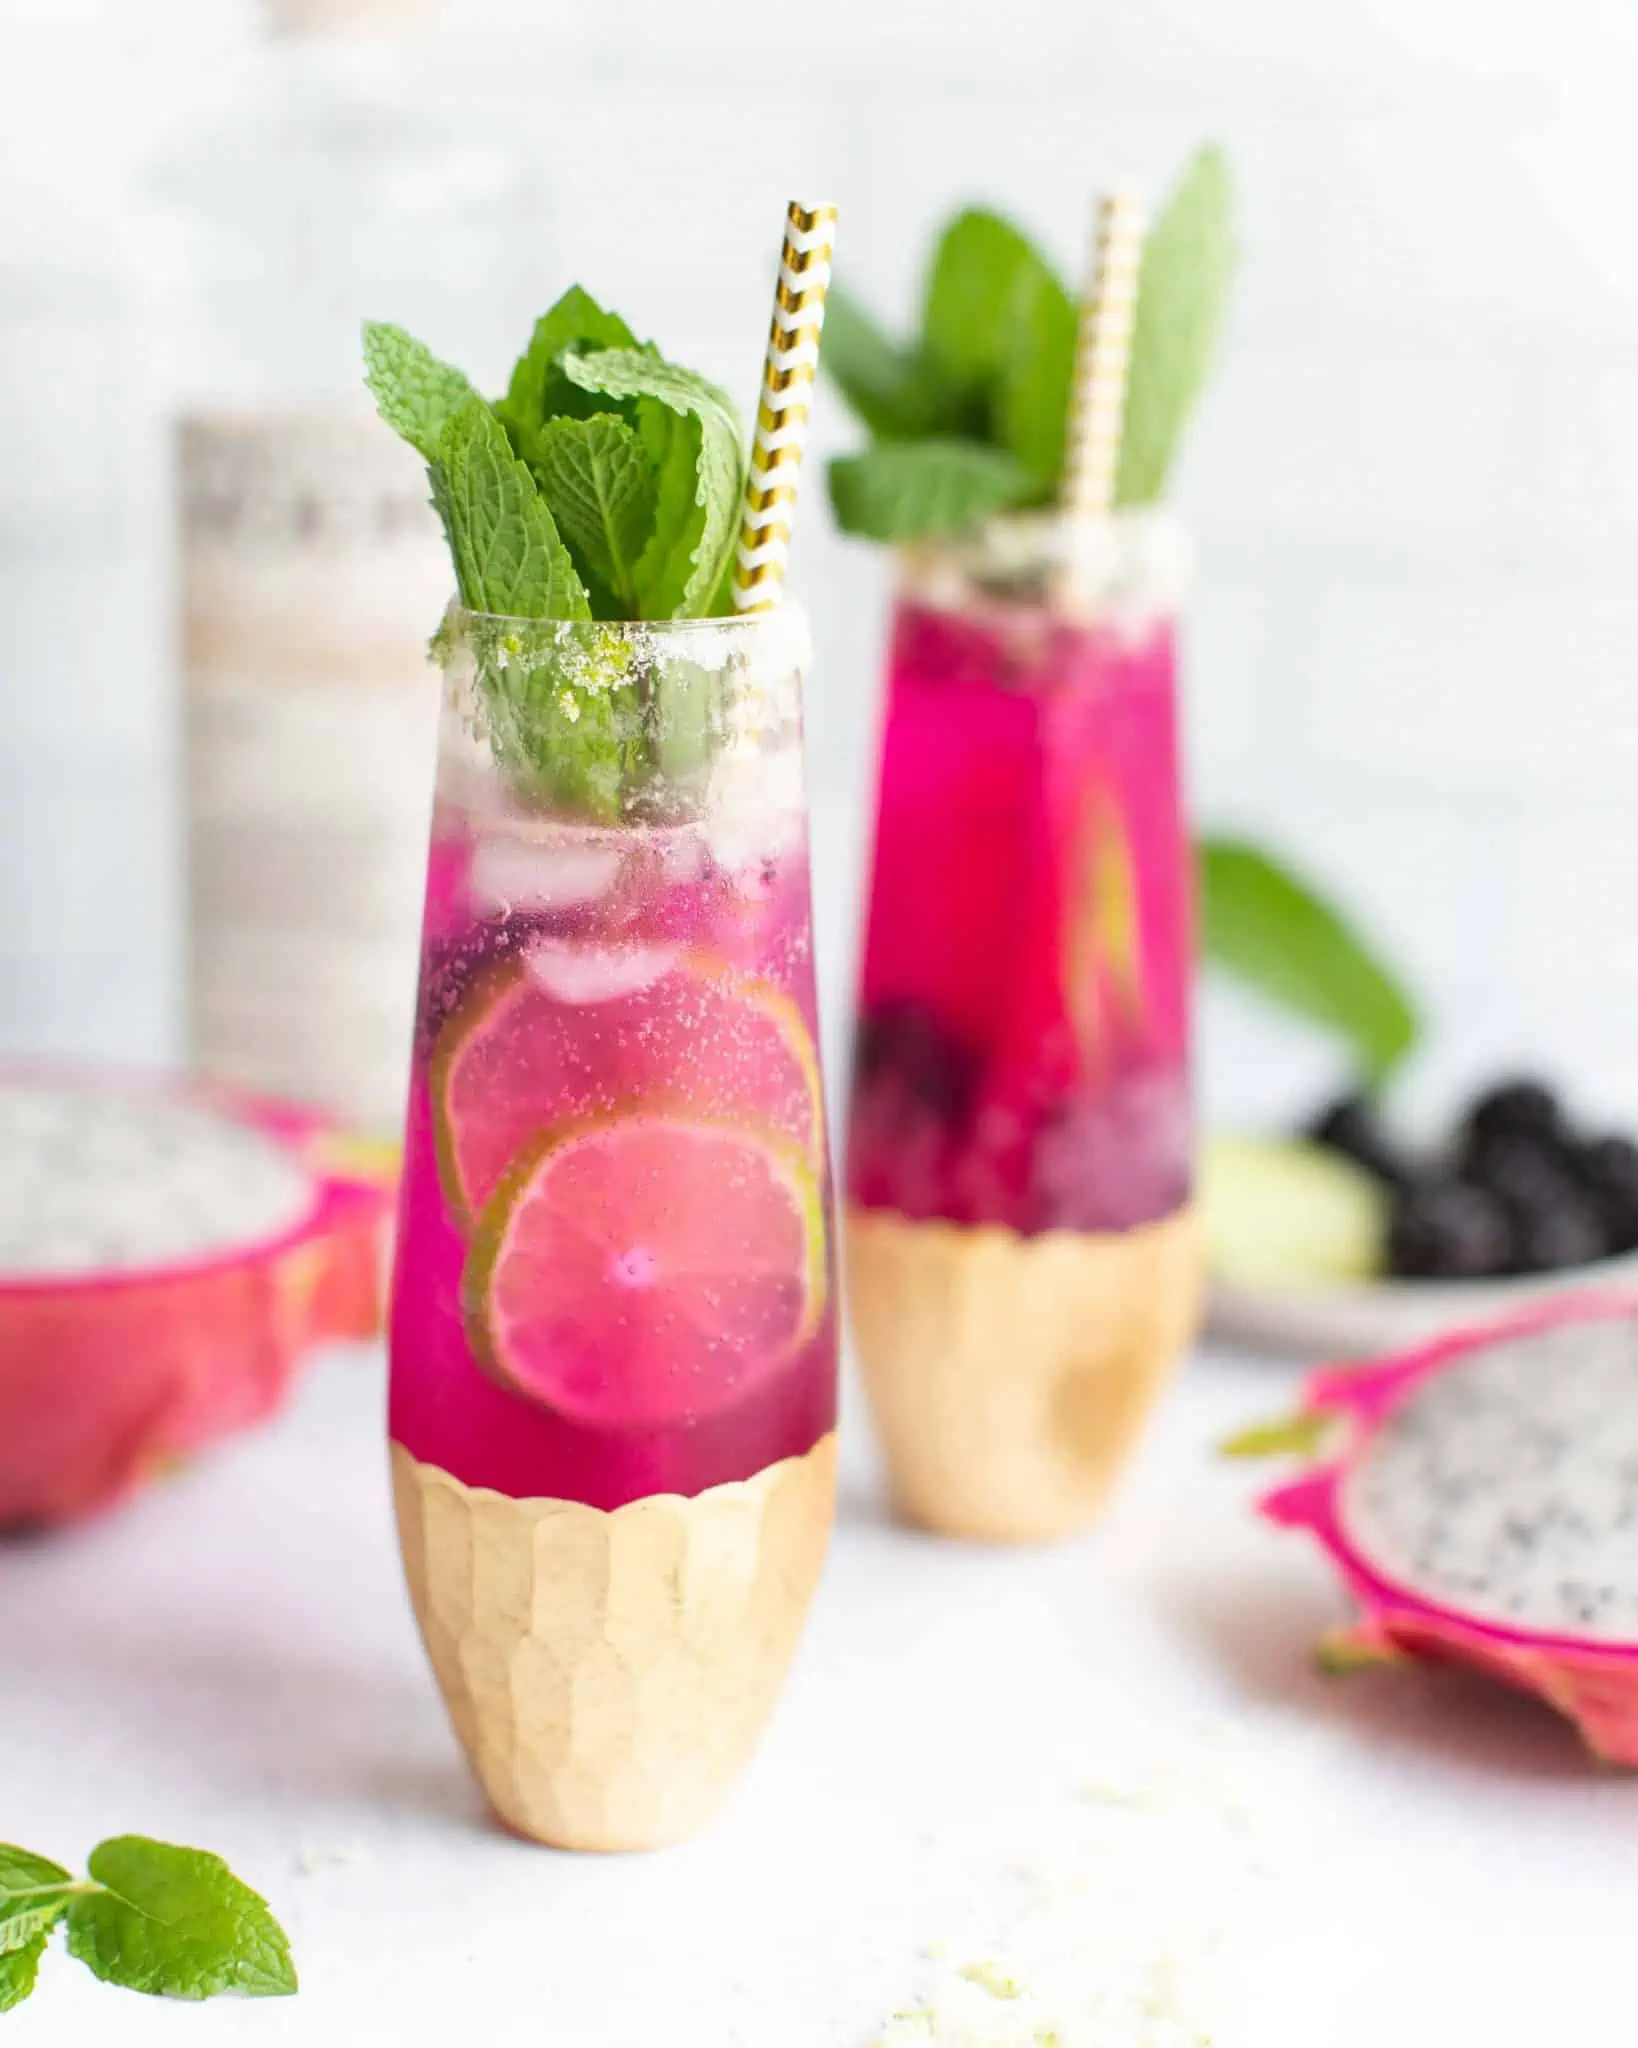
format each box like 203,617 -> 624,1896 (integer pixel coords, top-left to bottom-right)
821,287 -> 965,442
828,439 -> 1034,542
0,1846 -> 76,1956
362,322 -> 478,463
435,396 -> 590,621
529,413 -> 658,614
65,1837 -> 296,2002
496,285 -> 641,444
564,349 -> 744,614
993,262 -> 1079,487
921,209 -> 1065,412
1197,836 -> 1420,1083
1116,145 -> 1239,506
0,1933 -> 46,2012
630,402 -> 708,617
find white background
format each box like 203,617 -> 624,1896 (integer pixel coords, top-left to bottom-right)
5,0 -> 1638,1129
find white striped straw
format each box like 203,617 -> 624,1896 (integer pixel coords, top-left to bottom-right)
732,200 -> 839,613
1061,189 -> 1146,524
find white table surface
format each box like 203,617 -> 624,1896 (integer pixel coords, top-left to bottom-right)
3,1340 -> 1632,2046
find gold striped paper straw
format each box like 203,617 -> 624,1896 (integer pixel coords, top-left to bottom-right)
1061,189 -> 1146,523
732,200 -> 839,613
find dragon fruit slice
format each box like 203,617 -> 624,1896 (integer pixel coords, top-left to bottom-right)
1254,1292 -> 1638,1764
0,1071 -> 390,1527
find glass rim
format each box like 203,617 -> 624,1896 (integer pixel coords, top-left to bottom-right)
446,601 -> 810,639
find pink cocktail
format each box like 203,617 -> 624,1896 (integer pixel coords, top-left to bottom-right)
390,610 -> 837,1849
845,517 -> 1203,1541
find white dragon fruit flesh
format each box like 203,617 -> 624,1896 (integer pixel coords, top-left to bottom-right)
0,1071 -> 389,1527
1254,1293 -> 1638,1765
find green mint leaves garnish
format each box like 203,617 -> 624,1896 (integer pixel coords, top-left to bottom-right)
823,147 -> 1236,540
1197,836 -> 1421,1083
363,288 -> 754,821
362,289 -> 746,626
0,1836 -> 296,2010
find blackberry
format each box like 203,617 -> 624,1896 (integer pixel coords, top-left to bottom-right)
1461,1129 -> 1571,1211
1305,1092 -> 1410,1189
852,1003 -> 978,1123
1462,1078 -> 1564,1152
1575,1135 -> 1638,1254
1388,1178 -> 1512,1280
1506,1189 -> 1610,1274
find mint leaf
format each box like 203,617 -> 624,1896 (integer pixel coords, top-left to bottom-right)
921,210 -> 1062,416
497,286 -> 640,444
530,414 -> 658,614
362,322 -> 477,463
562,350 -> 744,612
0,1847 -> 76,1954
828,439 -> 1033,541
65,1837 -> 295,2002
436,397 -> 590,621
1116,145 -> 1238,506
1197,836 -> 1420,1083
630,402 -> 709,617
821,287 -> 964,442
0,1933 -> 46,2012
993,263 -> 1078,487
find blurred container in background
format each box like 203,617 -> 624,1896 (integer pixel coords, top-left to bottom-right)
180,412 -> 444,1131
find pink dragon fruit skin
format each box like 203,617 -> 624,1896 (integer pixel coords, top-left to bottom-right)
0,1070 -> 391,1528
1259,1290 -> 1638,1767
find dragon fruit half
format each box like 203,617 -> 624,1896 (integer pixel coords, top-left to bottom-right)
1251,1292 -> 1638,1765
0,1070 -> 390,1527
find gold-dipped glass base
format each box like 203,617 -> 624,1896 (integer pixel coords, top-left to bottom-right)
846,1206 -> 1201,1542
391,1432 -> 837,1850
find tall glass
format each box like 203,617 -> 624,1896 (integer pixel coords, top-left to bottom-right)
846,513 -> 1202,1541
390,608 -> 837,1851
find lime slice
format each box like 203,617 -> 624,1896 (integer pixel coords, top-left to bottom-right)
432,949 -> 824,1226
1201,1131 -> 1388,1290
463,1115 -> 828,1426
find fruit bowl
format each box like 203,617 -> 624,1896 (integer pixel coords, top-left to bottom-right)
0,1069 -> 392,1527
1203,1078 -> 1638,1361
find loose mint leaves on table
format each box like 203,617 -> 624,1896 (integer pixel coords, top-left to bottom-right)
363,290 -> 749,819
822,144 -> 1237,538
0,1835 -> 296,2011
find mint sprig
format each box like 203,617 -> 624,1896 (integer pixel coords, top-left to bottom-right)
362,288 -> 755,818
823,146 -> 1236,540
0,1836 -> 296,2009
361,290 -> 746,626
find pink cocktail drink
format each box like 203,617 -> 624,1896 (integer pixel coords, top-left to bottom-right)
389,610 -> 838,1848
392,808 -> 836,1507
850,553 -> 1191,1235
844,518 -> 1203,1541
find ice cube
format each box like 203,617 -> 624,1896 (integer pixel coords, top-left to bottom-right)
523,938 -> 682,1005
